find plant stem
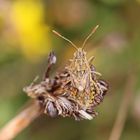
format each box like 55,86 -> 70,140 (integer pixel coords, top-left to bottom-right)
108,74 -> 136,140
0,101 -> 41,140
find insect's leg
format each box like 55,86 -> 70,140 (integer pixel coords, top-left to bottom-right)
98,80 -> 108,96
88,56 -> 100,78
88,56 -> 95,64
92,80 -> 108,107
90,65 -> 101,78
91,71 -> 102,76
43,52 -> 57,80
92,80 -> 100,94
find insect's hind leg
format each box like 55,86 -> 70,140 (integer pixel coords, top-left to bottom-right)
90,64 -> 102,78
90,64 -> 101,94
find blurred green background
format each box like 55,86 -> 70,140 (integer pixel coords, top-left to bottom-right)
0,0 -> 140,140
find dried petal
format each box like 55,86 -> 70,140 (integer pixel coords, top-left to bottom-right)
45,101 -> 57,117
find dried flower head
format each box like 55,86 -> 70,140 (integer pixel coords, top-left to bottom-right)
24,51 -> 108,120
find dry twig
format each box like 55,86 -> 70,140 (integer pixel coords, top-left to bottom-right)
108,74 -> 136,140
0,102 -> 41,140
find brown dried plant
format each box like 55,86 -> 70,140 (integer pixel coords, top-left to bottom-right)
24,26 -> 108,120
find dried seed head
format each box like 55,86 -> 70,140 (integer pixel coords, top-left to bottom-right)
24,68 -> 108,120
24,26 -> 108,121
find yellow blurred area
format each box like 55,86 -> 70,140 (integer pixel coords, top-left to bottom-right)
10,0 -> 51,60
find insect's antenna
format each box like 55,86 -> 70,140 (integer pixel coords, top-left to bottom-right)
52,30 -> 78,50
82,25 -> 99,49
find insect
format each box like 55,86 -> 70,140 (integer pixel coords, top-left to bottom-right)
52,25 -> 108,109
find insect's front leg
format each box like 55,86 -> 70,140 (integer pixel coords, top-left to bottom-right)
88,56 -> 101,76
88,56 -> 95,64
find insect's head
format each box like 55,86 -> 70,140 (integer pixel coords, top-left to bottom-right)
52,25 -> 99,53
73,48 -> 86,59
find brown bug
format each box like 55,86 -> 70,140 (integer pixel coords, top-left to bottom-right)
52,25 -> 108,110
